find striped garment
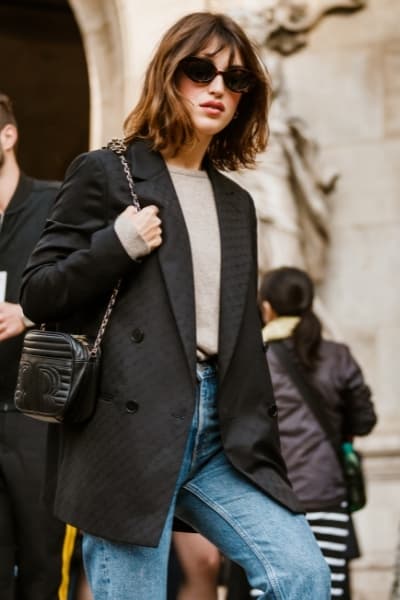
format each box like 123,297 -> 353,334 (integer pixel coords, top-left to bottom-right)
306,504 -> 351,599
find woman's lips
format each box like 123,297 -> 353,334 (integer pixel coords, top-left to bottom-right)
200,101 -> 225,115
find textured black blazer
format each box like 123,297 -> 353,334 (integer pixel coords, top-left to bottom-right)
21,140 -> 301,546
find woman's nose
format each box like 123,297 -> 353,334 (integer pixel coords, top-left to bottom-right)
208,73 -> 225,95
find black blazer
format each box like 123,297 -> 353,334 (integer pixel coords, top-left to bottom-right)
21,140 -> 301,546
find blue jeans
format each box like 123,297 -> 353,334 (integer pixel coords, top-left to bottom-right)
83,362 -> 330,599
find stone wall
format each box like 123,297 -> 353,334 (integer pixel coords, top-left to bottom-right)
285,3 -> 400,596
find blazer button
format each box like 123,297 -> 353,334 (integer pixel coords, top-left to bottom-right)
268,404 -> 278,418
126,401 -> 139,414
131,328 -> 144,343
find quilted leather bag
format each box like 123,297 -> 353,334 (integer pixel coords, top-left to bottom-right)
15,330 -> 102,423
14,291 -> 117,424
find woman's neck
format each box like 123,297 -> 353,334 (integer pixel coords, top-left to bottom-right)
162,137 -> 210,170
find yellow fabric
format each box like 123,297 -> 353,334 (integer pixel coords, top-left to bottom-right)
58,524 -> 78,600
262,316 -> 300,343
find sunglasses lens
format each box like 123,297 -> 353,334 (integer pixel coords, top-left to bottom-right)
225,69 -> 255,93
181,58 -> 215,83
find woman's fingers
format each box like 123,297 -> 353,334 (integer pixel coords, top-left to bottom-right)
119,205 -> 163,250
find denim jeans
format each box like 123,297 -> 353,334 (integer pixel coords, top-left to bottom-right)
83,362 -> 331,599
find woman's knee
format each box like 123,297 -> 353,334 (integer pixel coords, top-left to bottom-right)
276,523 -> 331,596
293,544 -> 331,593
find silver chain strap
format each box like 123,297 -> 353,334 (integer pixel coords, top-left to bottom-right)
90,280 -> 121,358
107,138 -> 140,210
89,138 -> 141,358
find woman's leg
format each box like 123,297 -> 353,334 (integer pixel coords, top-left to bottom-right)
173,532 -> 221,600
83,521 -> 173,600
172,364 -> 330,600
175,450 -> 331,600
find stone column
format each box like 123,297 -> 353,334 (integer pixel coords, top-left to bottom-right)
69,0 -> 207,148
68,0 -> 125,147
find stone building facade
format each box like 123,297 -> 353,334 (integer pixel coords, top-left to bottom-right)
286,3 -> 400,597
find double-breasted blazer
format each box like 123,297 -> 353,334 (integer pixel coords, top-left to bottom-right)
21,140 -> 302,546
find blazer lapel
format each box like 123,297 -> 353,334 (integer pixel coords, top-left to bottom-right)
127,142 -> 197,380
209,169 -> 253,383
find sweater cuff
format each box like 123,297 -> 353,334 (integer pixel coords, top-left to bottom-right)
114,214 -> 150,260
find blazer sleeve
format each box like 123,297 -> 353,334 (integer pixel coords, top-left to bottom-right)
337,343 -> 378,437
20,151 -> 134,323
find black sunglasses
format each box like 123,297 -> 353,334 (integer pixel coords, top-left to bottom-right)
179,56 -> 257,94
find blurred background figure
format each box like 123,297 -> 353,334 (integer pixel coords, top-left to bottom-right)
0,92 -> 70,600
228,266 -> 377,600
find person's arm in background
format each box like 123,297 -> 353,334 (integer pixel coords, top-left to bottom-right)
337,343 -> 377,438
0,301 -> 34,340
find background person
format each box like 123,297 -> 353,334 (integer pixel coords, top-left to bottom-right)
20,13 -> 330,599
0,92 -> 69,600
228,267 -> 377,600
257,266 -> 376,599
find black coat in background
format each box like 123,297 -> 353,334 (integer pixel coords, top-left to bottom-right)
0,175 -> 67,600
0,175 -> 59,404
20,140 -> 302,546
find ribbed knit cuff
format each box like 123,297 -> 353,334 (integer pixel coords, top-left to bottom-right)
114,213 -> 150,260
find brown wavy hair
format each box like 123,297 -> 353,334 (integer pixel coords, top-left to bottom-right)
124,12 -> 271,171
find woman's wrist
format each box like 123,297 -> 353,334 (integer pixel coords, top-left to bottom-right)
114,213 -> 150,260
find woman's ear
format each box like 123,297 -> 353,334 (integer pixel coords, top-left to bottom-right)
261,300 -> 277,325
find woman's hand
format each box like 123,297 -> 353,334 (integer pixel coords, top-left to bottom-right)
118,205 -> 162,251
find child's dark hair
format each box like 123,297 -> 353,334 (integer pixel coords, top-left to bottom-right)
259,266 -> 322,369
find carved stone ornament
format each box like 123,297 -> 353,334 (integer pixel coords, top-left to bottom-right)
230,0 -> 366,54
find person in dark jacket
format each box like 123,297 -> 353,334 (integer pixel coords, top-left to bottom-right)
0,93 -> 70,599
232,266 -> 376,600
228,267 -> 377,600
19,13 -> 330,600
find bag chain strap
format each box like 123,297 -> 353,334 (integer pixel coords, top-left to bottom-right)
90,138 -> 140,358
90,281 -> 121,358
107,138 -> 141,211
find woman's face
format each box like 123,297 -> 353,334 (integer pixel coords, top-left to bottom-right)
176,39 -> 244,145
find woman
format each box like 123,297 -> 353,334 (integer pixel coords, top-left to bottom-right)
20,12 -> 330,600
255,266 -> 377,599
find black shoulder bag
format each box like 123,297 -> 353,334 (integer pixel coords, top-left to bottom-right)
271,340 -> 366,512
14,139 -> 139,424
